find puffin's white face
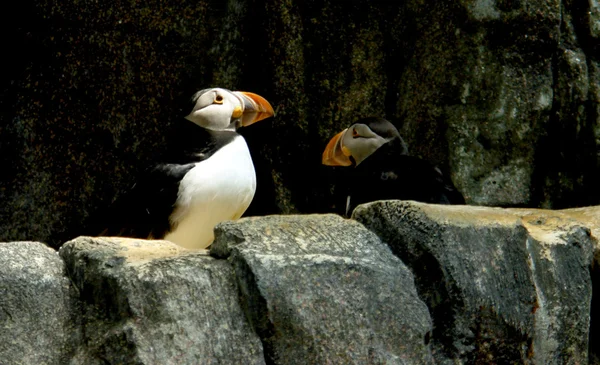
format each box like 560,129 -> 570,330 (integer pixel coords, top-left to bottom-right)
340,123 -> 389,165
185,88 -> 274,131
322,123 -> 389,166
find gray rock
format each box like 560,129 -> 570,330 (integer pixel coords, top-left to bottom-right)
0,242 -> 74,364
211,214 -> 434,364
354,201 -> 595,364
59,237 -> 265,364
0,206 -> 597,364
545,205 -> 600,365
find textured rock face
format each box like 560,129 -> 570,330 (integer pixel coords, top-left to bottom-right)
544,205 -> 600,365
0,206 -> 598,364
399,0 -> 559,207
59,237 -> 265,364
0,242 -> 74,364
397,0 -> 599,209
354,201 -> 595,364
1,0 -> 599,247
212,214 -> 434,364
0,215 -> 434,364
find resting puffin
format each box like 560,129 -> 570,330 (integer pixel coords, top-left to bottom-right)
96,88 -> 274,249
322,117 -> 464,216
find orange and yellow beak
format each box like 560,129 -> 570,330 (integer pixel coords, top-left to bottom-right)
233,91 -> 275,126
322,129 -> 353,166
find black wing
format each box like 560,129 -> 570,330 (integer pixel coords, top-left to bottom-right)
347,144 -> 465,214
85,121 -> 238,239
90,163 -> 195,239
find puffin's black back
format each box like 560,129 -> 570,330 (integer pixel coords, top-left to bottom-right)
358,117 -> 408,155
87,120 -> 238,239
342,118 -> 464,216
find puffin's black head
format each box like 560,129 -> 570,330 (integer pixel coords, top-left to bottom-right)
185,88 -> 274,131
322,117 -> 408,166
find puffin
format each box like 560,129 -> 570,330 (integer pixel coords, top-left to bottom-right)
322,117 -> 464,216
96,88 -> 274,249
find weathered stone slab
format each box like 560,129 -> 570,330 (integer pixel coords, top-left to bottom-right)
514,205 -> 600,365
0,241 -> 74,364
354,201 -> 594,364
212,214 -> 433,364
59,237 -> 265,364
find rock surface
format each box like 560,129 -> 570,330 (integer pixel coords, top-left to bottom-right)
0,205 -> 598,364
59,237 -> 265,364
354,201 -> 596,364
211,214 -> 434,364
0,242 -> 74,364
1,0 -> 599,246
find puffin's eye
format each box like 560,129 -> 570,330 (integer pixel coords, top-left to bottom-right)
352,129 -> 359,138
214,95 -> 224,104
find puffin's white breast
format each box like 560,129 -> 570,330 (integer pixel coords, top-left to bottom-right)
164,136 -> 256,249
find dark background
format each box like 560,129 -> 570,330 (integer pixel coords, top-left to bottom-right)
1,0 -> 599,248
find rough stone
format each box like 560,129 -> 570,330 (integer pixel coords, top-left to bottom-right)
0,204 -> 598,364
398,0 -> 560,206
589,0 -> 600,39
0,242 -> 75,364
59,237 -> 265,364
211,214 -> 434,364
591,60 -> 600,176
542,205 -> 600,365
354,201 -> 594,364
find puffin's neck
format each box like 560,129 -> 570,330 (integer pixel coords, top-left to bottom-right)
161,120 -> 242,163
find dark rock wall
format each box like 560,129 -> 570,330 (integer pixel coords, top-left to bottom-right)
1,0 -> 599,247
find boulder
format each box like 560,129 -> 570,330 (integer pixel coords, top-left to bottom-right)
59,237 -> 265,364
354,201 -> 595,364
525,205 -> 600,365
211,214 -> 434,364
0,205 -> 598,364
0,242 -> 75,364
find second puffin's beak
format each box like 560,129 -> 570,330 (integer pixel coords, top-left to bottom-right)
232,91 -> 275,126
322,129 -> 353,166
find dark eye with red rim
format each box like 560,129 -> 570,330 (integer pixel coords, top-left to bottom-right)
352,129 -> 359,138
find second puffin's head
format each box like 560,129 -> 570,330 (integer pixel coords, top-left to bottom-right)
322,117 -> 407,166
185,88 -> 275,131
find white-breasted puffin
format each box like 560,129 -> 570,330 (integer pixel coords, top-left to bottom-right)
96,88 -> 274,249
322,117 -> 464,216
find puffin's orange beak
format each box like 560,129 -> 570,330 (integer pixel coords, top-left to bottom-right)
233,91 -> 275,126
322,129 -> 353,166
